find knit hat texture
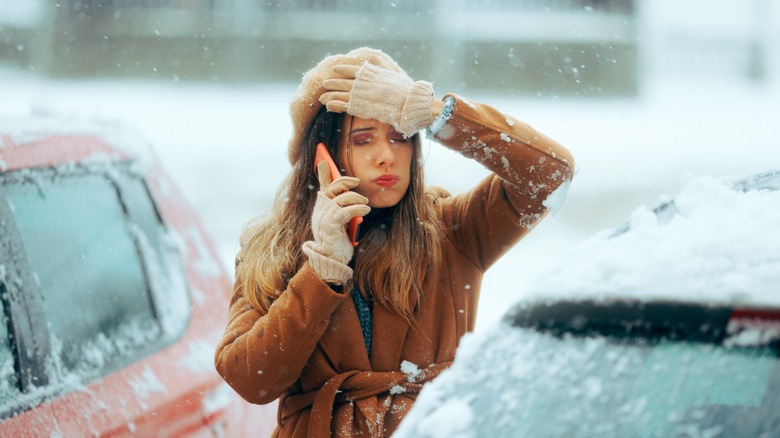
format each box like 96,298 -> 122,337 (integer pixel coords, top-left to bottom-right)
287,47 -> 405,165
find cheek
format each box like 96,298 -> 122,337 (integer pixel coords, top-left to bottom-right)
341,151 -> 371,178
400,150 -> 414,179
353,181 -> 371,198
399,146 -> 414,166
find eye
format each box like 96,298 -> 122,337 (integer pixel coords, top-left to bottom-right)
351,133 -> 374,146
389,133 -> 410,144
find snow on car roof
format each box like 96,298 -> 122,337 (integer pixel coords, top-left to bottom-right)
524,170 -> 780,308
0,114 -> 156,172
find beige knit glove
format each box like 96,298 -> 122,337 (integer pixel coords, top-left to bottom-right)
347,62 -> 434,137
302,163 -> 370,285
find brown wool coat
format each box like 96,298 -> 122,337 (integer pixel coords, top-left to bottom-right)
215,93 -> 575,437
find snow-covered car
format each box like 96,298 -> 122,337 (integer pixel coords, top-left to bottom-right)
395,169 -> 780,438
0,118 -> 275,436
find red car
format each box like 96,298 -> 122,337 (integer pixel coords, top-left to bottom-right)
0,117 -> 276,436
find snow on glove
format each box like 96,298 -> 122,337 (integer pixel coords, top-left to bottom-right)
347,62 -> 434,137
302,168 -> 370,285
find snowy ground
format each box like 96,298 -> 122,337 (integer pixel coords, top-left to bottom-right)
2,67 -> 778,330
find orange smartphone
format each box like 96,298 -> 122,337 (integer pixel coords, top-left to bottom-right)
314,142 -> 362,247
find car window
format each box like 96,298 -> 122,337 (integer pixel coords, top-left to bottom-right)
0,163 -> 190,399
116,172 -> 190,335
4,173 -> 162,375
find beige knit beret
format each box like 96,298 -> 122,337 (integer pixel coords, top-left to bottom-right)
287,47 -> 405,165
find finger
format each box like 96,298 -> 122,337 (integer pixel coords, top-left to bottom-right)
332,65 -> 359,79
323,78 -> 353,92
316,159 -> 332,189
369,54 -> 392,70
325,100 -> 348,113
343,204 -> 371,218
319,91 -> 350,105
332,190 -> 369,208
323,176 -> 360,198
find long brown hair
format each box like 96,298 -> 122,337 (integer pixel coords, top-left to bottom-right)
237,108 -> 442,323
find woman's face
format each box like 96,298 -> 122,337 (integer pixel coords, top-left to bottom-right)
339,116 -> 414,208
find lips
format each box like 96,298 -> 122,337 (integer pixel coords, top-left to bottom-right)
372,174 -> 400,188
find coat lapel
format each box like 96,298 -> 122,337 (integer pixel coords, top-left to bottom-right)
317,290 -> 411,372
370,302 -> 410,371
317,297 -> 371,371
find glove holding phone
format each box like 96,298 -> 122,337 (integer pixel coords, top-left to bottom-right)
302,146 -> 370,286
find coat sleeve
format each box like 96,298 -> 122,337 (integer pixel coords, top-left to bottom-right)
431,93 -> 575,271
214,262 -> 348,404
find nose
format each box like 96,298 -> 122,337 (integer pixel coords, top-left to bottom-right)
375,139 -> 396,168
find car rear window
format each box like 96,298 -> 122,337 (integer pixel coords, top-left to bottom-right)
397,322 -> 780,437
501,333 -> 780,437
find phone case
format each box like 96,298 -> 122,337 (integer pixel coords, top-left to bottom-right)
314,143 -> 362,247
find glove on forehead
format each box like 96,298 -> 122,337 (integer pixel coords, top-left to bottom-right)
287,47 -> 405,165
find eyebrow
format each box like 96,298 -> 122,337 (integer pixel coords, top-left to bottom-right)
350,127 -> 375,134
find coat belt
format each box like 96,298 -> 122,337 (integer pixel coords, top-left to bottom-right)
279,362 -> 452,437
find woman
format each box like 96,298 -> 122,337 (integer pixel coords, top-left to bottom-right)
215,47 -> 574,437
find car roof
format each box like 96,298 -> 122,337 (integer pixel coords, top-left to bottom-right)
0,116 -> 154,172
522,169 -> 780,310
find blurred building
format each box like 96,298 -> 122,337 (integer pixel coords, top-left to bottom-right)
0,0 -> 639,95
2,0 -> 776,96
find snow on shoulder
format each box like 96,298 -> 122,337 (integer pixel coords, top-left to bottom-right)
526,170 -> 780,308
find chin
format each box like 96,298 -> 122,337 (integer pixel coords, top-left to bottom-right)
369,194 -> 403,208
369,201 -> 400,209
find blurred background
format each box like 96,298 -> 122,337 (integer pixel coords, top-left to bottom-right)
2,0 -> 777,91
2,0 -> 779,327
3,0 -> 644,93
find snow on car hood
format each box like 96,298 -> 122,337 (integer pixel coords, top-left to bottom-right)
525,171 -> 780,307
